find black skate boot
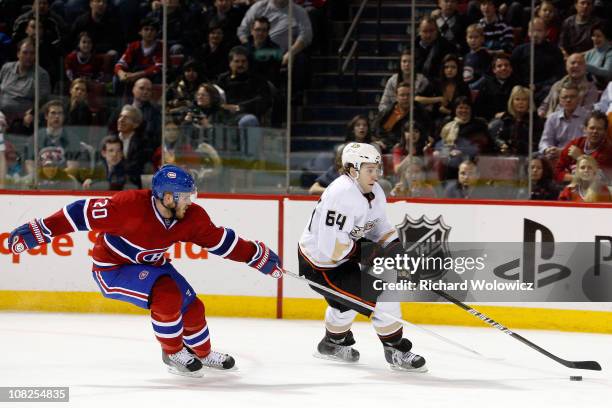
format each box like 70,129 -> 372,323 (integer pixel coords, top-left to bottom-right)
162,347 -> 204,377
383,338 -> 427,372
200,351 -> 236,370
315,330 -> 360,363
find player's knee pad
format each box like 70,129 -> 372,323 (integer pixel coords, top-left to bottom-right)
150,275 -> 182,315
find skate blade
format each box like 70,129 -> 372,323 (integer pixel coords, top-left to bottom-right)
313,352 -> 360,364
201,364 -> 239,372
389,364 -> 428,373
167,366 -> 205,378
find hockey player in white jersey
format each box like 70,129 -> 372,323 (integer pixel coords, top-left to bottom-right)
298,142 -> 427,372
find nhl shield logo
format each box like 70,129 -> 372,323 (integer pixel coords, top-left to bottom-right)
396,215 -> 452,280
138,271 -> 149,280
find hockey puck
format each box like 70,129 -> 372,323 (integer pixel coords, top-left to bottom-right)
570,376 -> 583,381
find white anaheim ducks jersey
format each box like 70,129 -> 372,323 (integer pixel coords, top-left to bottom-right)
299,174 -> 397,268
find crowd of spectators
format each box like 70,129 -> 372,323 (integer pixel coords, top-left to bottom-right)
305,0 -> 612,203
0,0 -> 319,190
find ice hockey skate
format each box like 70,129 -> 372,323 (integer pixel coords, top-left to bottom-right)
383,338 -> 427,372
200,350 -> 236,370
314,331 -> 360,363
162,347 -> 204,377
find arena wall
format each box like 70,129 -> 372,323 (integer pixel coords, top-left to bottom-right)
1,191 -> 611,333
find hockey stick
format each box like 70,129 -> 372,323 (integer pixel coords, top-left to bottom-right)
431,289 -> 602,371
283,269 -> 486,358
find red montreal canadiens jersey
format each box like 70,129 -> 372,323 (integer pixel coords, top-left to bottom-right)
42,190 -> 256,269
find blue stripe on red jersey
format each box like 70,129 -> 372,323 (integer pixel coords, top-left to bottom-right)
208,228 -> 238,257
103,233 -> 169,265
63,199 -> 91,232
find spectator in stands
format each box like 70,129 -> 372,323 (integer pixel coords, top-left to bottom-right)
554,111 -> 612,183
0,38 -> 51,122
431,0 -> 469,52
216,46 -> 272,128
535,0 -> 561,44
114,17 -> 163,90
153,118 -> 215,171
65,31 -> 104,82
14,17 -> 63,89
238,0 -> 313,65
584,22 -> 612,90
373,81 -> 431,153
379,50 -> 430,112
113,104 -> 150,188
0,111 -> 6,187
302,115 -> 371,187
413,16 -> 456,81
37,146 -> 82,190
559,0 -> 600,56
435,96 -> 489,181
109,78 -> 162,147
444,159 -> 486,198
294,0 -> 328,54
146,0 -> 190,54
559,154 -> 611,201
64,78 -> 94,126
184,83 -> 226,130
82,135 -> 127,190
477,0 -> 514,56
34,100 -> 81,177
539,82 -> 589,159
155,119 -> 222,183
194,0 -> 246,48
245,17 -> 283,87
309,143 -> 344,195
415,53 -> 470,119
345,114 -> 371,143
391,156 -> 437,198
391,122 -> 431,173
71,0 -> 124,58
492,85 -> 542,156
526,153 -> 561,200
463,24 -> 492,88
167,59 -> 203,111
473,54 -> 517,120
193,19 -> 232,81
13,0 -> 68,52
537,53 -> 598,118
511,18 -> 565,105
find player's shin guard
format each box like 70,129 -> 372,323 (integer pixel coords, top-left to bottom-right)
182,298 -> 211,357
183,297 -> 235,369
150,276 -> 184,355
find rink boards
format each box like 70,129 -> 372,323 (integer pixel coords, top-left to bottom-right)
1,191 -> 611,333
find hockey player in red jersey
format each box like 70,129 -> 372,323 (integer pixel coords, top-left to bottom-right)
8,165 -> 282,377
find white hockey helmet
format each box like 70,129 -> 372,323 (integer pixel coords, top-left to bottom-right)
341,142 -> 382,172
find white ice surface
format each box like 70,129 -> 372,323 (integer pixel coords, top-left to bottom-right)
0,313 -> 610,408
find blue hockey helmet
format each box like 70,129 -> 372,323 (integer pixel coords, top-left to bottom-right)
152,165 -> 196,203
